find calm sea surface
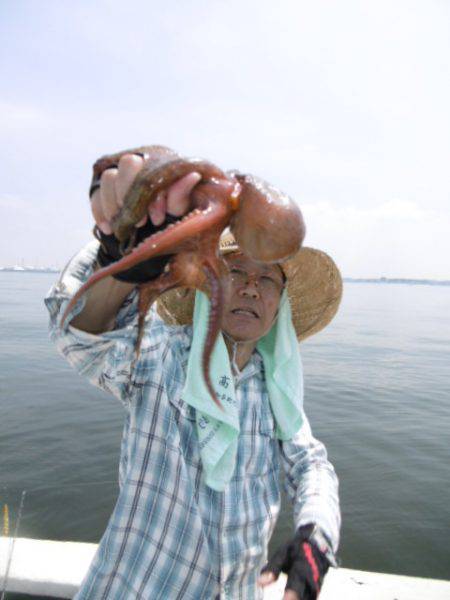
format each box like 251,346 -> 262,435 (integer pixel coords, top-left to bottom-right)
1,272 -> 449,581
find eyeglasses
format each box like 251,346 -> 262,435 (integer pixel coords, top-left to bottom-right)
226,265 -> 285,295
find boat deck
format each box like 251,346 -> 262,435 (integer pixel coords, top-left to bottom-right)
1,537 -> 449,599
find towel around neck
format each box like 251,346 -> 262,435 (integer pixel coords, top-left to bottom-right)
182,290 -> 303,491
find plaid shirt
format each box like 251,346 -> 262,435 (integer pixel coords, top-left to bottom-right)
45,242 -> 340,600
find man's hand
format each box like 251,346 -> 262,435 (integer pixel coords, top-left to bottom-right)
91,153 -> 202,234
258,525 -> 331,600
91,152 -> 203,284
70,153 -> 201,332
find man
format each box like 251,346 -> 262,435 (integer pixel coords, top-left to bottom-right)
46,152 -> 342,599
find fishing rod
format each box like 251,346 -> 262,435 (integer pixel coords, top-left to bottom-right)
1,490 -> 26,600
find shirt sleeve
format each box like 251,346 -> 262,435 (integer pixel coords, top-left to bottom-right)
44,241 -> 147,405
279,411 -> 341,556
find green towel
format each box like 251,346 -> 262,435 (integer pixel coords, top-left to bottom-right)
182,289 -> 303,491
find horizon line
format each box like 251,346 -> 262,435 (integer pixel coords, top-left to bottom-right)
1,267 -> 449,285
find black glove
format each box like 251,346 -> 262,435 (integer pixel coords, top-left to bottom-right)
260,524 -> 333,600
95,215 -> 179,284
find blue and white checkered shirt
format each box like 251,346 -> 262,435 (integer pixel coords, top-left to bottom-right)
45,242 -> 340,600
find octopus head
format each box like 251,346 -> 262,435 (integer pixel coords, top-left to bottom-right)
229,173 -> 306,263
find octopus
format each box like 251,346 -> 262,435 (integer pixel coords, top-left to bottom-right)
61,145 -> 306,409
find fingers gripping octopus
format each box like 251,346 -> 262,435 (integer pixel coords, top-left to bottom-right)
61,145 -> 306,409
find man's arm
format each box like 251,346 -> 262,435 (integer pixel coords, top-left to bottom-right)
45,150 -> 202,402
70,273 -> 135,334
69,152 -> 201,334
258,411 -> 340,599
45,241 -> 142,403
279,410 -> 341,556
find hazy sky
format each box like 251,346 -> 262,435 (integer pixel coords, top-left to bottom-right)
1,0 -> 449,278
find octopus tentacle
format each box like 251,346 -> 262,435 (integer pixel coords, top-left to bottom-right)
121,229 -> 137,255
113,160 -> 230,242
61,199 -> 231,327
201,259 -> 225,410
134,270 -> 182,358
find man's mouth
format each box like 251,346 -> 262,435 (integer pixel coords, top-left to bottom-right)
231,308 -> 259,319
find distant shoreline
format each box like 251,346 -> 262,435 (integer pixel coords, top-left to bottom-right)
343,277 -> 450,286
1,268 -> 449,286
0,268 -> 60,274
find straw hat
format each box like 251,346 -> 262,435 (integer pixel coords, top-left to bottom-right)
157,231 -> 342,342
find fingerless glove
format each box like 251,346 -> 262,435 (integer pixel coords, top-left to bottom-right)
261,524 -> 335,600
95,215 -> 179,283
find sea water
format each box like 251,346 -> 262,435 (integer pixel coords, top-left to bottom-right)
1,272 -> 449,580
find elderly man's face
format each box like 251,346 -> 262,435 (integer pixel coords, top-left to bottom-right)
221,253 -> 285,343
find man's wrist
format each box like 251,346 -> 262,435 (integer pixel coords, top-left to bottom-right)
299,524 -> 338,568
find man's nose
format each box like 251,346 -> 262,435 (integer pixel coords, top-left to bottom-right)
238,281 -> 260,299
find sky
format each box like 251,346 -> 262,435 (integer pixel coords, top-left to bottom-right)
1,0 -> 449,278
